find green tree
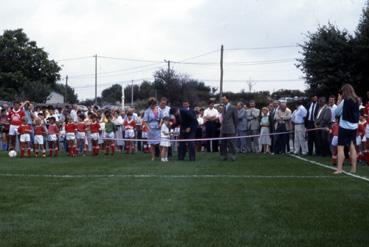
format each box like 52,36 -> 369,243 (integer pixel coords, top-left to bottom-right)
297,23 -> 354,97
101,84 -> 122,104
353,1 -> 369,97
0,29 -> 61,102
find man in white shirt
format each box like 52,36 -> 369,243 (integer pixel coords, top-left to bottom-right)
328,96 -> 337,123
292,104 -> 308,155
203,100 -> 219,152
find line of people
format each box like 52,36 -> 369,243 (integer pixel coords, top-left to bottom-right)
1,86 -> 368,167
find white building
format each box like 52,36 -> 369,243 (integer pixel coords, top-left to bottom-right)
46,91 -> 64,104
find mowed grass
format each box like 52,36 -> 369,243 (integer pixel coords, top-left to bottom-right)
1,152 -> 369,247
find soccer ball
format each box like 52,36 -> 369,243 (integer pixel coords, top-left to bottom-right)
8,150 -> 17,158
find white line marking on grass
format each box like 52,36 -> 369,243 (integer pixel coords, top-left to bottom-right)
290,154 -> 369,183
0,173 -> 347,179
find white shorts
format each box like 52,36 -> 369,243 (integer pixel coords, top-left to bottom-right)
48,134 -> 58,142
66,132 -> 76,141
34,135 -> 44,145
142,132 -> 148,139
90,133 -> 99,141
20,133 -> 31,142
362,136 -> 367,142
356,136 -> 362,146
9,125 -> 20,136
104,132 -> 115,139
76,132 -> 86,140
160,139 -> 171,147
331,136 -> 338,146
124,129 -> 135,139
365,125 -> 369,138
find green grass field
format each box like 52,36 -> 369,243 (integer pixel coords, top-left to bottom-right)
1,152 -> 369,247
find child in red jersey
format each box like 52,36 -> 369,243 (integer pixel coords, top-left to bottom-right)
76,114 -> 88,156
33,118 -> 47,157
18,118 -> 32,158
64,116 -> 77,157
330,117 -> 339,165
89,114 -> 101,156
124,112 -> 136,154
47,117 -> 60,157
357,110 -> 367,162
7,101 -> 25,151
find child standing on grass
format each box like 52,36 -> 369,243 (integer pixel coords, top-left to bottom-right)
124,112 -> 136,154
104,112 -> 116,155
259,107 -> 271,154
330,118 -> 339,165
0,108 -> 9,151
357,110 -> 367,163
90,115 -> 101,156
18,118 -> 32,158
64,117 -> 77,157
160,117 -> 171,162
33,118 -> 47,157
47,117 -> 59,157
76,114 -> 88,156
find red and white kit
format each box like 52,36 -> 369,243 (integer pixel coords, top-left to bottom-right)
65,123 -> 77,141
34,125 -> 47,145
18,124 -> 32,142
124,118 -> 136,138
90,122 -> 101,141
7,109 -> 25,136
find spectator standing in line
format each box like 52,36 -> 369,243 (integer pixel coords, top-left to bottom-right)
246,100 -> 260,153
315,97 -> 332,157
269,100 -> 279,153
274,102 -> 292,154
203,100 -> 220,152
291,103 -> 308,155
305,96 -> 319,155
236,102 -> 247,153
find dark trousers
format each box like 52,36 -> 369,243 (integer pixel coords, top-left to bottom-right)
205,121 -> 219,152
274,123 -> 289,154
220,133 -> 237,160
178,130 -> 196,161
136,129 -> 142,151
317,129 -> 330,157
306,121 -> 317,155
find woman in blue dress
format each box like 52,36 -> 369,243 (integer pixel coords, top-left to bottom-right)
143,98 -> 161,160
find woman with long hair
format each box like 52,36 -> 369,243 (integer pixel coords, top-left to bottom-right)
334,84 -> 360,174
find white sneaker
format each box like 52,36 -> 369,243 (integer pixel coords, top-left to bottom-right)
165,158 -> 169,162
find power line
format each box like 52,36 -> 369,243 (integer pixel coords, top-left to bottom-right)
172,58 -> 296,66
68,63 -> 162,79
225,45 -> 298,51
178,48 -> 220,62
97,55 -> 163,63
55,56 -> 94,62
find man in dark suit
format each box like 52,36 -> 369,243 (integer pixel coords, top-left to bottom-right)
315,97 -> 332,157
220,95 -> 238,161
177,100 -> 198,161
305,95 -> 319,155
269,100 -> 279,153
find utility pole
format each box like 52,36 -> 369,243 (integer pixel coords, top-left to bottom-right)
94,54 -> 97,105
247,78 -> 256,93
64,75 -> 68,104
164,59 -> 170,76
121,82 -> 125,110
131,80 -> 134,106
219,45 -> 224,101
